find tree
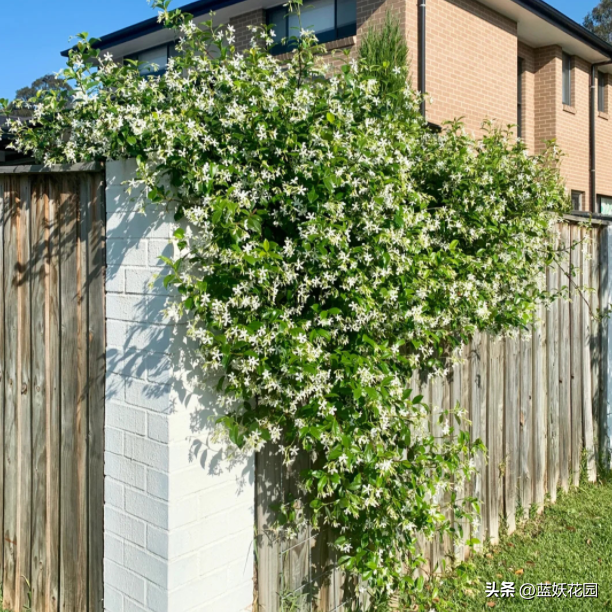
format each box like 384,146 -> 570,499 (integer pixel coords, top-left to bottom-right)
358,13 -> 410,99
584,0 -> 612,44
9,74 -> 72,117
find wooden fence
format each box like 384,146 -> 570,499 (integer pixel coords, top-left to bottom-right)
0,164 -> 105,612
256,218 -> 605,611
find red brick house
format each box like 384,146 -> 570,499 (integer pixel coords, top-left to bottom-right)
70,0 -> 612,212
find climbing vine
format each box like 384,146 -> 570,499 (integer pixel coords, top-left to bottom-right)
2,0 -> 569,605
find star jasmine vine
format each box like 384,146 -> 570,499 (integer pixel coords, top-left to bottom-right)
2,0 -> 569,605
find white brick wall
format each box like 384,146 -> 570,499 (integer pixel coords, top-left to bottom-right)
105,160 -> 255,612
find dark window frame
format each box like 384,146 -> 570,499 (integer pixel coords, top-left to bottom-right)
599,71 -> 607,113
598,194 -> 612,214
571,190 -> 584,211
562,52 -> 572,106
266,0 -> 357,55
517,57 -> 524,139
125,41 -> 177,76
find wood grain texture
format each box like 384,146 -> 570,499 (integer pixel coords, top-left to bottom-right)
570,224 -> 583,488
504,337 -> 519,534
582,227 -> 596,483
487,337 -> 504,544
591,229 -> 602,464
0,179 -> 5,592
3,176 -> 20,610
470,332 -> 487,551
88,175 -> 106,612
547,253 -> 559,503
31,176 -> 49,612
519,332 -> 532,519
558,225 -> 572,492
47,177 -> 61,612
256,444 -> 282,612
0,170 -> 105,612
430,376 -> 444,573
533,302 -> 547,511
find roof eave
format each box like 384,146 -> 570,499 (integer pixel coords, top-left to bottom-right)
60,0 -> 612,61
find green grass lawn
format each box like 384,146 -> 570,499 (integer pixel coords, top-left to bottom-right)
412,474 -> 612,611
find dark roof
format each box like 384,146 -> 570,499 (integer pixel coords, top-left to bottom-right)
61,0 -> 245,56
61,0 -> 612,59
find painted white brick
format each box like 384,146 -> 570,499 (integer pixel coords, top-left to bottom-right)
107,211 -> 174,239
123,599 -> 148,612
105,533 -> 125,564
167,553 -> 200,591
126,268 -> 166,295
107,349 -> 148,382
146,468 -> 170,500
127,324 -> 177,355
147,414 -> 169,444
106,161 -> 254,612
105,559 -> 146,603
104,584 -> 124,612
107,295 -> 168,324
107,238 -> 149,267
144,353 -> 173,384
146,525 -> 170,559
107,159 -> 138,186
125,379 -> 173,413
107,266 -> 126,293
125,489 -> 169,529
125,544 -> 169,589
146,582 -> 169,612
105,477 -> 125,510
106,372 -> 126,403
107,320 -> 128,348
168,496 -> 198,531
105,506 -> 146,546
107,401 -> 147,436
125,433 -> 169,471
148,239 -> 174,268
105,451 -> 146,490
106,427 -> 124,455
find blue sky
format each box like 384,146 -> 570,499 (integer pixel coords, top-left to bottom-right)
0,0 -> 602,100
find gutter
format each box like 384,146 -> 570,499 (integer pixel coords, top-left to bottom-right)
591,61 -> 612,212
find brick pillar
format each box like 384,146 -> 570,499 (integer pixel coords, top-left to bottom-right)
104,160 -> 254,612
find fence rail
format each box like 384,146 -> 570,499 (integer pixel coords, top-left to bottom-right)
0,167 -> 105,612
256,218 -> 604,611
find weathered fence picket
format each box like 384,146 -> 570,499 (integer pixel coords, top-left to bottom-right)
0,165 -> 105,612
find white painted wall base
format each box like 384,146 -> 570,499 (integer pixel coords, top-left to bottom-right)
104,160 -> 254,612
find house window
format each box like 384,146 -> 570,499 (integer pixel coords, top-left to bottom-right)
562,52 -> 572,106
599,71 -> 607,113
598,195 -> 612,215
571,190 -> 584,211
266,0 -> 357,55
517,57 -> 524,139
126,42 -> 177,76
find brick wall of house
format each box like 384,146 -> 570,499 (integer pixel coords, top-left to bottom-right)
425,0 -> 518,135
230,9 -> 266,50
518,42 -> 536,153
557,54 -> 591,208
596,75 -> 612,202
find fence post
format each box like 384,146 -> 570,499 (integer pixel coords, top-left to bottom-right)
601,226 -> 612,469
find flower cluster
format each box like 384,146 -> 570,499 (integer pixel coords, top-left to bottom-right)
3,0 -> 569,603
